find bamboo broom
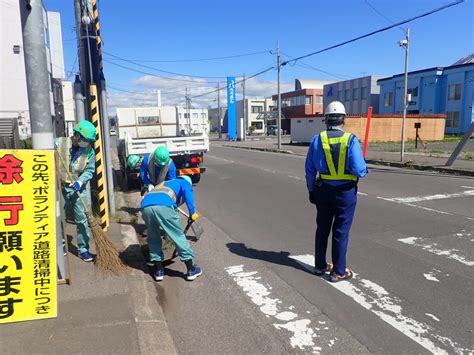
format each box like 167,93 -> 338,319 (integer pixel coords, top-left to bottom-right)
56,151 -> 127,275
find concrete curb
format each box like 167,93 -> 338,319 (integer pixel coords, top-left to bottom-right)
120,223 -> 178,355
223,144 -> 474,177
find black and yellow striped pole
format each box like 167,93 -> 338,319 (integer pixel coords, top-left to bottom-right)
91,0 -> 103,71
90,84 -> 109,231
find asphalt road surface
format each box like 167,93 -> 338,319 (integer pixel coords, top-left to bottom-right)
122,140 -> 474,354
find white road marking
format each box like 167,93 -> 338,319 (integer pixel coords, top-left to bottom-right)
357,192 -> 368,196
423,272 -> 440,282
377,197 -> 451,215
425,313 -> 441,322
461,186 -> 474,189
398,237 -> 474,266
289,254 -> 471,355
288,175 -> 304,180
387,190 -> 474,203
225,265 -> 322,353
206,155 -> 235,163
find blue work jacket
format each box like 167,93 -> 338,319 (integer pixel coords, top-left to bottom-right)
140,153 -> 177,186
141,178 -> 195,215
305,128 -> 367,191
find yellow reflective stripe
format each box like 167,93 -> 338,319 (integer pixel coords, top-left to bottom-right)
320,131 -> 337,176
320,131 -> 358,181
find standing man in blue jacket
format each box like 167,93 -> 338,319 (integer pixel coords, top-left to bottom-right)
305,101 -> 367,282
141,175 -> 201,281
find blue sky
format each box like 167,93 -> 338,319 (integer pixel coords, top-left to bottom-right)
45,0 -> 473,110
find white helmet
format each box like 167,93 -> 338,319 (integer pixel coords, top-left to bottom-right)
324,101 -> 346,116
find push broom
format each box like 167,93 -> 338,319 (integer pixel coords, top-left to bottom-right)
57,151 -> 127,275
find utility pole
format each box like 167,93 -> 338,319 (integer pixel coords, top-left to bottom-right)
217,82 -> 222,139
400,28 -> 410,163
19,0 -> 66,278
19,0 -> 54,149
277,40 -> 282,150
74,0 -> 87,98
74,74 -> 86,122
242,73 -> 246,142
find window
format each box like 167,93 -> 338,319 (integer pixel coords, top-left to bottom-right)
137,116 -> 159,125
315,95 -> 322,103
361,87 -> 368,99
305,96 -> 312,105
178,113 -> 182,119
448,83 -> 462,101
384,92 -> 393,107
184,113 -> 189,119
345,89 -> 351,101
337,90 -> 343,101
353,88 -> 359,100
446,111 -> 460,128
251,105 -> 263,113
407,87 -> 418,98
201,113 -> 207,119
251,121 -> 263,129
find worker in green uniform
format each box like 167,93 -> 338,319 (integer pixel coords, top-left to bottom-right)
56,120 -> 96,262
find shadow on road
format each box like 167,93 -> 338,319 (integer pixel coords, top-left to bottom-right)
226,242 -> 313,275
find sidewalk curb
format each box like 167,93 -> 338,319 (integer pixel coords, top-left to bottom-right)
120,223 -> 178,355
223,144 -> 474,177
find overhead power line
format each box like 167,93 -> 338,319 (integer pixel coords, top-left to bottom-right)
281,52 -> 353,80
190,66 -> 275,99
103,50 -> 229,79
282,0 -> 464,66
103,59 -> 219,84
102,49 -> 272,63
365,0 -> 405,31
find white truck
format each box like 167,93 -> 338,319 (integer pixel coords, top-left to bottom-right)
116,106 -> 209,189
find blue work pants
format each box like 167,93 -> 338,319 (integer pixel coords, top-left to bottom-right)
314,183 -> 357,276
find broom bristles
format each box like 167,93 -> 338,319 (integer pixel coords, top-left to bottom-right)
86,211 -> 128,275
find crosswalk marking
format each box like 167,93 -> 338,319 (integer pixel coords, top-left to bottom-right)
398,235 -> 474,266
289,254 -> 471,355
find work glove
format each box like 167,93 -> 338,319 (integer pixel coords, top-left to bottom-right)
147,184 -> 155,192
309,191 -> 317,205
188,212 -> 199,224
71,180 -> 83,192
54,141 -> 58,149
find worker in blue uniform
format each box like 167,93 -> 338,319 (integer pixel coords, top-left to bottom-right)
140,175 -> 201,281
139,146 -> 177,191
305,101 -> 367,282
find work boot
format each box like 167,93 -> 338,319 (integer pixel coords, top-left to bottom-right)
153,262 -> 164,281
186,264 -> 202,281
80,251 -> 93,262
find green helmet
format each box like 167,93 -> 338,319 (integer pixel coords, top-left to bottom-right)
154,146 -> 170,166
178,175 -> 192,185
127,155 -> 141,170
73,120 -> 96,141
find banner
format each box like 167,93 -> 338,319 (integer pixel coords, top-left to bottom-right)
227,77 -> 237,140
0,150 -> 57,323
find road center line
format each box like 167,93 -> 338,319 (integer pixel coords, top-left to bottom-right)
387,190 -> 474,203
376,197 -> 451,215
289,254 -> 470,355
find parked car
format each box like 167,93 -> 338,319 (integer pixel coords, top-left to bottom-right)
266,125 -> 280,136
110,128 -> 117,136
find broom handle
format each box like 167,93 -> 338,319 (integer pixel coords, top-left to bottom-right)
56,151 -> 90,212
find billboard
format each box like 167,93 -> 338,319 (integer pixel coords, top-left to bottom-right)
227,77 -> 236,140
0,150 -> 57,323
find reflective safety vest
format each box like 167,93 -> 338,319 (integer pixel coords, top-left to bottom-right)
58,137 -> 91,183
146,182 -> 177,202
147,147 -> 170,186
319,131 -> 358,182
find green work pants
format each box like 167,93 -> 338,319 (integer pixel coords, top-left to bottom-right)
62,186 -> 91,254
141,205 -> 195,262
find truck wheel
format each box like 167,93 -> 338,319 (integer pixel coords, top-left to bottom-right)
191,174 -> 201,184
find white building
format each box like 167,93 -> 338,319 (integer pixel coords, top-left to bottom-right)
236,97 -> 273,135
62,81 -> 76,137
0,1 -> 64,141
176,107 -> 208,135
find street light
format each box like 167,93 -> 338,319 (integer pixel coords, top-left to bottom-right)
399,28 -> 410,162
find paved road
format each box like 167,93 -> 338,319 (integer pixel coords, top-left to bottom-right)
158,140 -> 473,354
115,137 -> 473,354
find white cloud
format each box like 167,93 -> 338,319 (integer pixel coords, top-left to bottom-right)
107,75 -> 294,115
